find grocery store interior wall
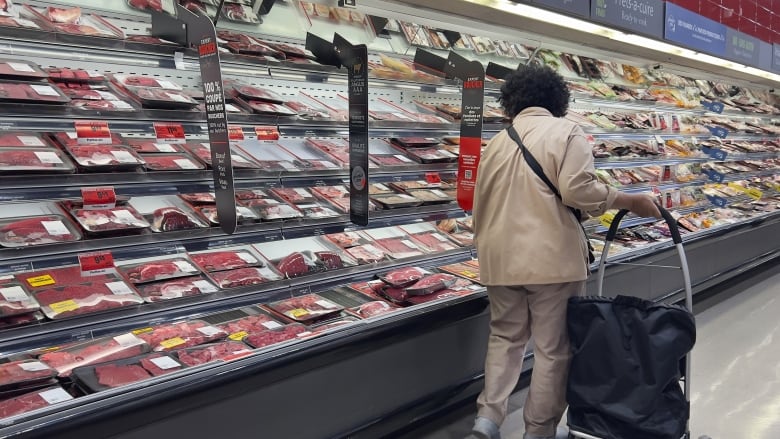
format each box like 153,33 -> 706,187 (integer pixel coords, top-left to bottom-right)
668,0 -> 780,43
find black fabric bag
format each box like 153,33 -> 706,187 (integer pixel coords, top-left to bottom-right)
567,295 -> 696,439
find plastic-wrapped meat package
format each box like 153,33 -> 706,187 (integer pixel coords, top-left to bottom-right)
221,3 -> 259,23
190,249 -> 263,272
296,203 -> 341,219
0,60 -> 48,80
273,251 -> 322,278
404,273 -> 458,296
46,68 -> 104,83
270,188 -> 317,205
0,386 -> 74,419
346,244 -> 387,264
45,6 -> 82,23
251,202 -> 304,221
374,238 -> 425,259
234,189 -> 272,201
118,257 -> 200,284
139,354 -> 182,377
406,189 -> 454,205
124,140 -> 184,154
217,313 -> 285,336
94,363 -> 150,388
129,87 -> 199,109
0,312 -> 45,330
0,82 -> 70,104
175,342 -> 252,367
0,148 -> 76,174
284,100 -> 330,119
243,324 -> 309,349
184,143 -> 260,169
113,74 -> 182,90
309,317 -> 359,334
446,230 -> 474,247
51,131 -> 123,147
135,320 -> 227,352
406,288 -> 474,305
402,146 -> 458,164
370,154 -> 415,167
0,284 -> 40,317
210,267 -> 282,289
236,99 -> 297,116
324,231 -> 371,249
0,361 -> 57,391
71,98 -> 135,112
135,276 -> 218,302
377,267 -> 428,288
71,352 -> 182,392
305,138 -> 350,165
371,194 -> 423,209
195,205 -> 259,225
310,185 -> 353,213
69,206 -> 151,235
64,145 -> 144,170
0,16 -> 42,30
0,215 -> 81,248
352,300 -> 397,318
16,265 -> 117,292
34,280 -> 143,320
391,137 -> 440,148
127,0 -> 177,14
142,153 -> 205,171
438,262 -> 481,284
231,83 -> 285,104
267,42 -> 316,60
150,207 -> 208,232
39,334 -> 150,377
268,294 -> 344,323
180,193 -> 215,205
0,132 -> 51,148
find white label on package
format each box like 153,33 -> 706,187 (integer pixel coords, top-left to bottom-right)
39,388 -> 74,405
196,325 -> 223,337
279,161 -> 298,170
97,91 -> 119,101
112,209 -> 138,221
41,220 -> 70,236
315,300 -> 338,309
8,62 -> 35,72
236,252 -> 258,264
394,154 -> 413,162
156,79 -> 181,90
193,280 -> 218,293
150,356 -> 181,370
111,150 -> 137,163
261,321 -> 283,329
18,136 -> 44,146
173,158 -> 198,169
18,361 -> 50,372
30,84 -> 59,96
34,151 -> 63,164
66,132 -> 78,139
373,184 -> 390,191
113,333 -> 144,348
402,240 -> 419,249
106,281 -> 134,295
432,190 -> 447,197
112,101 -> 134,110
433,233 -> 448,242
165,92 -> 190,103
398,194 -> 416,200
174,260 -> 197,272
294,188 -> 311,197
154,143 -> 177,152
0,286 -> 28,302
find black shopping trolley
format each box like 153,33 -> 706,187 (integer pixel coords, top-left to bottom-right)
566,208 -> 697,439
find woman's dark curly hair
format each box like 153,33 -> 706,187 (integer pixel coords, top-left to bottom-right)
499,64 -> 570,118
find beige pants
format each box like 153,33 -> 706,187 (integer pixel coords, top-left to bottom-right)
476,281 -> 585,437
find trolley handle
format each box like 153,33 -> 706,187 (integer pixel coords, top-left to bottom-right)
604,207 -> 682,244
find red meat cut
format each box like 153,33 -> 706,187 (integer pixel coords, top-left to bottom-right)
411,232 -> 458,252
128,0 -> 164,12
46,6 -> 81,23
122,259 -> 197,283
211,268 -> 269,288
353,301 -> 396,318
136,276 -> 215,302
135,320 -> 226,352
269,294 -> 343,322
40,339 -> 147,377
0,217 -> 77,247
0,388 -> 70,419
34,282 -> 142,319
95,364 -> 151,388
176,342 -> 251,367
0,150 -> 64,169
152,208 -> 201,232
378,267 -> 427,287
191,251 -> 258,272
378,286 -> 408,304
315,252 -> 344,270
0,361 -> 56,387
139,354 -> 182,376
217,314 -> 281,334
143,154 -> 202,171
67,145 -> 142,167
275,252 -> 314,278
405,273 -> 457,296
244,324 -> 308,349
346,244 -> 387,264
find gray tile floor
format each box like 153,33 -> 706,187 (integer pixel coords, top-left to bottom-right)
414,262 -> 780,439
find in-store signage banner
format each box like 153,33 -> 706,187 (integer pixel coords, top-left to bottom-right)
591,0 -> 665,39
444,51 -> 484,212
773,44 -> 780,73
664,3 -> 727,57
758,41 -> 773,72
532,0 -> 589,18
725,28 -> 760,66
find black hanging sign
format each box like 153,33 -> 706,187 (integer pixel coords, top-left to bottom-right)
486,62 -> 514,81
306,32 -> 342,68
413,49 -> 448,78
444,51 -> 485,211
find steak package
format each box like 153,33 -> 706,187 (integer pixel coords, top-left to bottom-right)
16,264 -> 117,292
345,244 -> 388,264
256,237 -> 356,278
0,284 -> 40,317
123,139 -> 184,154
0,386 -> 74,420
234,98 -> 297,116
370,193 -> 423,209
404,273 -> 458,296
270,187 -> 318,205
437,261 -> 482,284
323,231 -> 373,249
368,139 -> 416,167
180,193 -> 216,205
403,189 -> 454,205
296,202 -> 342,219
399,223 -> 460,252
134,320 -> 227,352
112,74 -> 183,90
267,293 -> 344,323
33,280 -> 143,320
377,267 -> 429,288
118,256 -> 201,284
190,247 -> 266,272
0,215 -> 82,248
0,81 -> 70,104
135,276 -> 218,303
71,352 -> 183,393
46,67 -> 105,84
315,288 -> 398,319
0,360 -> 57,392
142,153 -> 205,171
174,342 -> 253,367
195,205 -> 259,225
215,311 -> 287,337
242,324 -> 309,349
0,148 -> 76,174
63,144 -> 145,171
67,204 -> 151,235
51,131 -> 123,147
128,87 -> 199,110
0,132 -> 52,148
39,333 -> 150,377
209,266 -> 283,289
128,195 -> 208,233
372,236 -> 426,259
276,139 -> 341,170
246,201 -> 303,221
229,81 -> 285,104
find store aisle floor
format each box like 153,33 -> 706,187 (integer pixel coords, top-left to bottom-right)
401,262 -> 780,439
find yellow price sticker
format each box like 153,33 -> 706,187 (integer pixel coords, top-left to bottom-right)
600,212 -> 616,228
49,300 -> 79,313
228,331 -> 248,341
27,274 -> 55,288
159,337 -> 186,349
727,182 -> 746,193
460,270 -> 477,278
746,188 -> 763,200
132,327 -> 153,335
290,308 -> 309,318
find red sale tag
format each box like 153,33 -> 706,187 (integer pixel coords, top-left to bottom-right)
228,125 -> 244,141
456,137 -> 482,211
81,186 -> 117,210
78,251 -> 116,276
154,122 -> 186,144
425,172 -> 442,184
75,121 -> 111,144
255,126 -> 280,140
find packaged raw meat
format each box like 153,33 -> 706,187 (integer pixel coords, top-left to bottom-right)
0,60 -> 47,80
252,203 -> 304,221
284,100 -> 330,119
232,140 -> 302,172
0,284 -> 40,317
118,257 -> 200,284
374,237 -> 425,259
15,264 -> 118,292
315,288 -> 398,319
0,148 -> 76,174
370,194 -> 423,209
124,140 -> 184,154
235,98 -> 297,116
352,300 -> 397,318
404,273 -> 458,296
64,144 -> 145,170
0,16 -> 43,30
221,3 -> 259,23
46,6 -> 81,23
275,139 -> 341,169
71,98 -> 135,112
215,313 -> 286,336
190,249 -> 264,272
0,312 -> 45,330
113,74 -> 182,90
46,67 -> 104,83
134,320 -> 227,352
0,215 -> 81,248
195,205 -> 259,225
296,203 -> 342,219
184,143 -> 261,169
346,244 -> 388,264
446,231 -> 474,247
51,131 -> 123,147
273,252 -> 321,278
230,83 -> 285,104
378,267 -> 429,288
139,353 -> 182,376
369,183 -> 395,195
126,0 -> 177,14
323,231 -> 371,249
268,294 -> 344,323
408,231 -> 460,252
210,267 -> 282,289
0,361 -> 57,392
135,276 -> 218,302
405,189 -> 455,205
39,333 -> 149,377
305,138 -> 350,164
142,153 -> 205,171
129,87 -> 199,110
34,280 -> 143,320
0,81 -> 70,104
405,288 -> 474,305
270,187 -> 317,205
390,180 -> 452,192
68,205 -> 151,235
0,386 -> 74,420
401,146 -> 458,164
72,352 -> 181,393
376,285 -> 409,304
309,316 -> 359,333
174,342 -> 253,367
0,132 -> 51,148
150,207 -> 208,232
242,324 -> 309,349
438,262 -> 481,283
391,137 -> 440,147
179,193 -> 216,205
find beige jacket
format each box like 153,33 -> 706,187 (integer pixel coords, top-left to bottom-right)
473,107 -> 618,285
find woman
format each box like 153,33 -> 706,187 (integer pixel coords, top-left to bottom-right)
468,65 -> 661,439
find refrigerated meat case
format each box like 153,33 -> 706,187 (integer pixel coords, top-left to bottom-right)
0,1 -> 777,438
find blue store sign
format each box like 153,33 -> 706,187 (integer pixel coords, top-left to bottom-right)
664,3 -> 727,57
591,0 -> 665,39
533,0 -> 590,18
725,28 -> 760,66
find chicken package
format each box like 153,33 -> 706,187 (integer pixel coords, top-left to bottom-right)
134,320 -> 227,352
63,144 -> 145,171
0,147 -> 76,174
267,293 -> 344,323
242,324 -> 309,349
0,284 -> 40,317
68,205 -> 151,235
0,360 -> 57,393
0,215 -> 82,248
135,275 -> 218,302
0,59 -> 48,81
174,341 -> 253,367
39,333 -> 150,377
118,256 -> 201,284
33,280 -> 143,320
0,81 -> 70,104
142,153 -> 205,171
0,386 -> 74,420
